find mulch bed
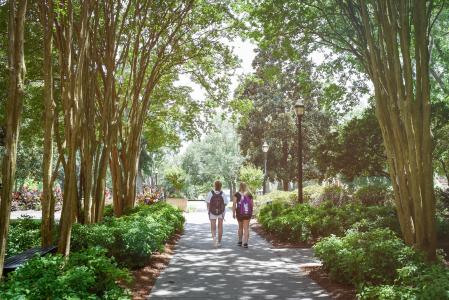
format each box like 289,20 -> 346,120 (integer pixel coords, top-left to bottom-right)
127,232 -> 182,300
251,223 -> 356,300
300,265 -> 356,300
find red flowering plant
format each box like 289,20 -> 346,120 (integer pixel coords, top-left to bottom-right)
137,185 -> 162,205
11,186 -> 63,212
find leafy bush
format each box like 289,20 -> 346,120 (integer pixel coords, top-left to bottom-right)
258,199 -> 399,242
310,183 -> 349,206
6,217 -> 42,257
359,263 -> 449,299
354,184 -> 391,206
164,167 -> 187,197
314,228 -> 423,286
0,247 -> 130,299
71,202 -> 184,268
254,190 -> 296,215
10,186 -> 63,211
303,184 -> 324,203
239,164 -> 264,193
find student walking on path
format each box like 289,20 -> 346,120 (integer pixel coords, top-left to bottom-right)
205,180 -> 229,247
233,182 -> 253,248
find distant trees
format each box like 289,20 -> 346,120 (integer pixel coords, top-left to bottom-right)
314,107 -> 388,181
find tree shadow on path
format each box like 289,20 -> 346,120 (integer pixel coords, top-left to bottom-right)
149,210 -> 330,300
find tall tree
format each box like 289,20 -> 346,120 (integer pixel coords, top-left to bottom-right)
38,0 -> 55,247
53,0 -> 91,256
0,0 -> 27,278
248,0 -> 441,259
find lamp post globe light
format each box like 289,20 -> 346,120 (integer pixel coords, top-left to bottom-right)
262,141 -> 269,195
294,100 -> 305,203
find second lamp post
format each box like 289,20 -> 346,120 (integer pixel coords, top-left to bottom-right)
294,100 -> 305,203
262,141 -> 269,195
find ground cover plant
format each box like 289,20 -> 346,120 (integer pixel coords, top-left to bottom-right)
257,193 -> 399,243
257,188 -> 449,298
2,201 -> 184,298
6,216 -> 42,257
0,247 -> 131,299
71,202 -> 185,268
314,229 -> 449,299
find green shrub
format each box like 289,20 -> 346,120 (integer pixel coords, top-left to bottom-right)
239,164 -> 264,193
359,263 -> 449,299
354,184 -> 391,206
313,228 -> 423,286
6,217 -> 42,257
312,184 -> 349,206
258,199 -> 399,243
0,247 -> 130,299
255,191 -> 296,215
303,184 -> 324,203
72,202 -> 184,268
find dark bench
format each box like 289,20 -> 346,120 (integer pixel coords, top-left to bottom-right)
3,245 -> 57,275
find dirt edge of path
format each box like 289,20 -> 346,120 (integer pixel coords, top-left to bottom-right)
129,231 -> 182,300
251,222 -> 356,300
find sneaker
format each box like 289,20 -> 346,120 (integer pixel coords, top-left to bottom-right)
213,237 -> 217,247
243,243 -> 248,248
237,241 -> 242,247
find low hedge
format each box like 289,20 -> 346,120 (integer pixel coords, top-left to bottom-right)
258,200 -> 399,242
71,202 -> 185,268
0,247 -> 131,299
314,228 -> 449,299
6,217 -> 42,257
314,228 -> 422,286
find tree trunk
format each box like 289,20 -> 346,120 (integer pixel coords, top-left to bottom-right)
283,180 -> 289,191
0,0 -> 27,278
39,0 -> 55,247
348,0 -> 436,260
93,146 -> 109,222
56,0 -> 90,256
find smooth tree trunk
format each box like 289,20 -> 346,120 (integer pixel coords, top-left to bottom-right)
39,0 -> 55,247
55,0 -> 90,256
0,0 -> 27,278
339,0 -> 436,259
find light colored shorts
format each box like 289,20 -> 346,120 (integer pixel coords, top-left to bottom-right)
209,212 -> 225,220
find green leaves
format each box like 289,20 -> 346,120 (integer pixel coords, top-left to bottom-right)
71,202 -> 184,269
0,247 -> 131,299
239,164 -> 264,193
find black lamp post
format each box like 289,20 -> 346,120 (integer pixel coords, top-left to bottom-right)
294,100 -> 305,203
262,141 -> 269,195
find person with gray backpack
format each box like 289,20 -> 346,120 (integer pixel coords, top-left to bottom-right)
206,180 -> 229,247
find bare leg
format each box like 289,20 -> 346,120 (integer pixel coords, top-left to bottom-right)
242,219 -> 250,244
238,220 -> 243,243
210,219 -> 217,242
218,218 -> 224,243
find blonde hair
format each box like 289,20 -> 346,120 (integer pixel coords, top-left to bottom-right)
214,180 -> 222,191
239,182 -> 247,193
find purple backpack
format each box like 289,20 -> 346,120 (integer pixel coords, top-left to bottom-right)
239,195 -> 253,217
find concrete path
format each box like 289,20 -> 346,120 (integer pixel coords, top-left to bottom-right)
149,202 -> 330,299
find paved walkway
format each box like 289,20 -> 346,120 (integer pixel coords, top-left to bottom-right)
149,202 -> 330,299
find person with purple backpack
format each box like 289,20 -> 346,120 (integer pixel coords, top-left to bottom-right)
206,180 -> 229,247
232,182 -> 254,248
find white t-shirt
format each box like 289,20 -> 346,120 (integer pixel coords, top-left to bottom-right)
205,190 -> 229,205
